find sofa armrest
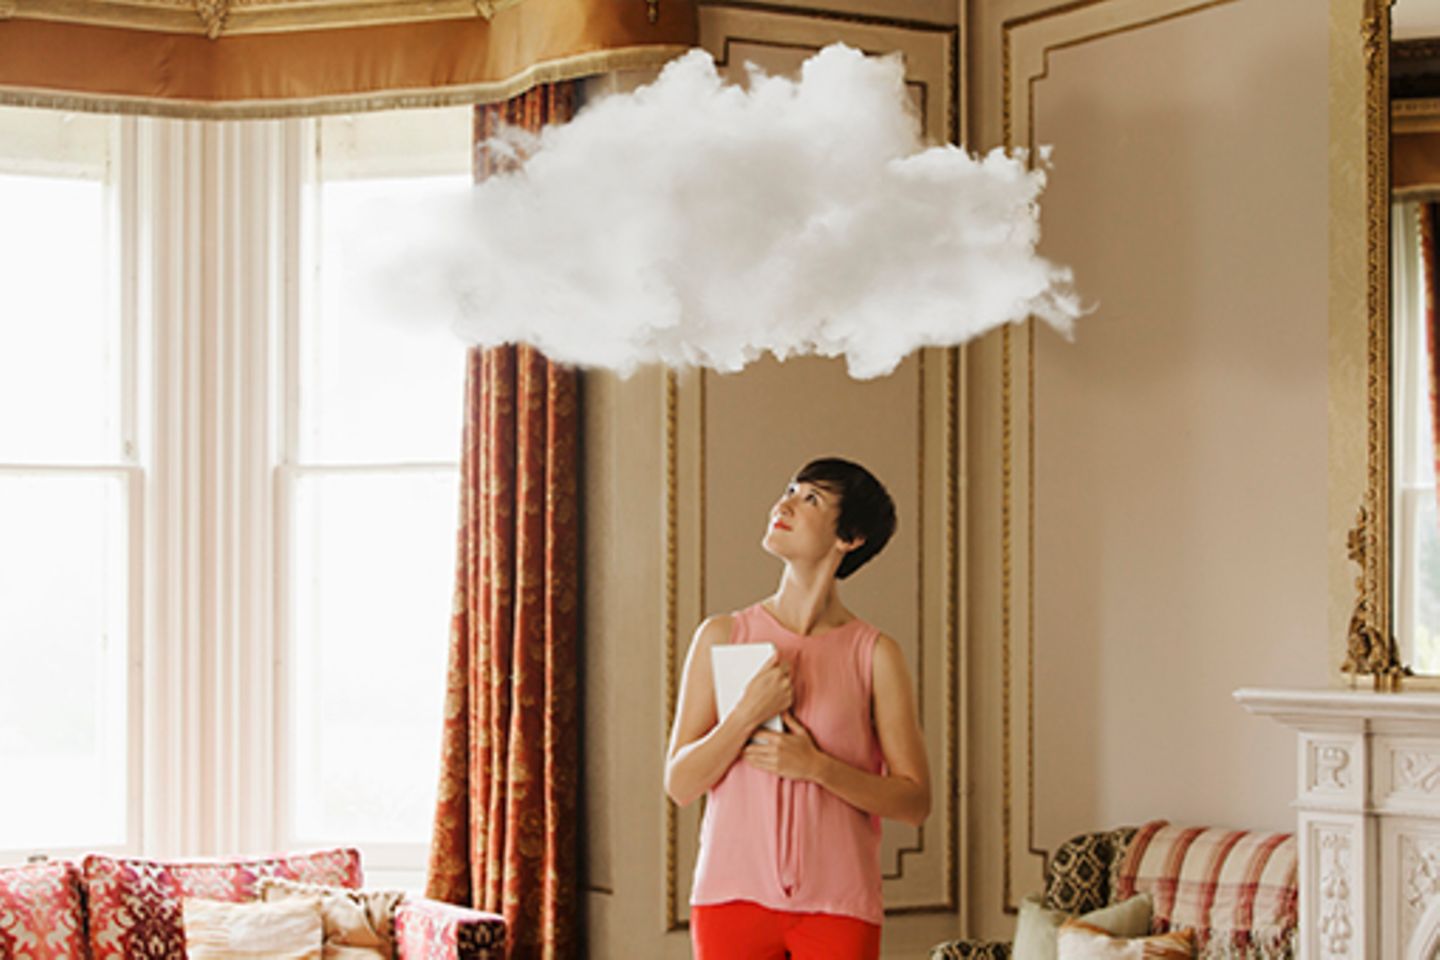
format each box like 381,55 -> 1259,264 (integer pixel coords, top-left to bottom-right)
929,938 -> 1012,960
394,897 -> 506,960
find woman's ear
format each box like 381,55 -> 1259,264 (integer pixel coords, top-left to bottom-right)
838,534 -> 866,555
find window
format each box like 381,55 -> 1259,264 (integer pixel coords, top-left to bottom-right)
0,106 -> 471,878
1394,201 -> 1440,671
0,107 -> 136,856
279,110 -> 470,876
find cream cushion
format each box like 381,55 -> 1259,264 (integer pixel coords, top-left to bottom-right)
1057,918 -> 1195,959
258,876 -> 404,960
1013,892 -> 1153,960
182,896 -> 324,959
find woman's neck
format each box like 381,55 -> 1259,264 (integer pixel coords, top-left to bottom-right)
767,566 -> 850,636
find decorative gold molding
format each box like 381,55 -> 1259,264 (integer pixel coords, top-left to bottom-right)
946,344 -> 962,924
1000,0 -> 1244,914
703,21 -> 960,147
1341,504 -> 1407,688
473,0 -> 524,20
999,322 -> 1016,911
1392,37 -> 1440,63
715,34 -> 936,139
883,350 -> 931,885
699,1 -> 962,145
195,0 -> 227,38
1393,97 -> 1440,134
5,0 -> 527,36
0,45 -> 691,120
662,351 -> 961,925
663,368 -> 680,932
662,4 -> 966,928
1342,0 -> 1400,686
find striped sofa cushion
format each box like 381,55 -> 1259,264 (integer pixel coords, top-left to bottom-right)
1115,821 -> 1297,959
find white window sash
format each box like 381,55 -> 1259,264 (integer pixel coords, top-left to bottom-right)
0,110 -> 139,862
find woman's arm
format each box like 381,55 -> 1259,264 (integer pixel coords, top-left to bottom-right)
741,633 -> 931,826
664,615 -> 795,807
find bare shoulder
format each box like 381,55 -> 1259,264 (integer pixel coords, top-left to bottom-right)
871,633 -> 912,683
692,614 -> 736,650
873,632 -> 903,661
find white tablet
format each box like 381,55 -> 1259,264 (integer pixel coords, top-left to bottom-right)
711,642 -> 784,733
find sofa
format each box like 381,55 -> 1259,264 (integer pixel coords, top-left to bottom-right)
0,847 -> 504,959
930,821 -> 1298,959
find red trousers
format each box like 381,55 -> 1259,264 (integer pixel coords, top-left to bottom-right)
690,901 -> 881,960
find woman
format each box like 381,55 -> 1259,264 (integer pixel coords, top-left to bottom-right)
665,457 -> 931,960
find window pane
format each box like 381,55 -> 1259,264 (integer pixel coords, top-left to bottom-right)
1415,496 -> 1440,673
289,470 -> 456,844
1420,322 -> 1436,488
0,174 -> 116,463
0,474 -> 129,850
300,176 -> 468,465
317,109 -> 473,181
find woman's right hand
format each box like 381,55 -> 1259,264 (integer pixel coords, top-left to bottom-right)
735,655 -> 793,730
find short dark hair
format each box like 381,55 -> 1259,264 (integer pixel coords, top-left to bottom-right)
794,457 -> 897,580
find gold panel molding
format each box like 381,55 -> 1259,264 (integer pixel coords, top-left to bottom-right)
661,349 -> 962,931
657,3 -> 967,934
999,0 -> 1241,915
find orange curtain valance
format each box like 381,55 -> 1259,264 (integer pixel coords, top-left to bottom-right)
0,0 -> 695,118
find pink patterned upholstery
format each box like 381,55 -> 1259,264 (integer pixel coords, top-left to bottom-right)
0,860 -> 87,960
82,848 -> 362,960
1116,821 -> 1298,959
395,898 -> 506,960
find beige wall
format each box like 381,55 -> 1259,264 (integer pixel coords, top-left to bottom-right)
966,0 -> 1332,940
584,0 -> 1337,953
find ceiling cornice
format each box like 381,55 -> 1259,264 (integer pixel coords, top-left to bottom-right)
1,0 -> 527,38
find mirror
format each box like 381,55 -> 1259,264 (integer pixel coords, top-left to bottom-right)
1391,1 -> 1440,675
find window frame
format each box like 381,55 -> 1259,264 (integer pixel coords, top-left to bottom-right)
0,107 -> 470,876
0,110 -> 144,864
1395,200 -> 1440,669
272,111 -> 470,884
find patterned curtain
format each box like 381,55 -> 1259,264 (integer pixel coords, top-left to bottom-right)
426,83 -> 581,960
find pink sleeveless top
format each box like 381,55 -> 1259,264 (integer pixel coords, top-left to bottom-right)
690,602 -> 885,925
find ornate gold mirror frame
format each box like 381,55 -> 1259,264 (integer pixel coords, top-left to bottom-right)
1341,0 -> 1407,687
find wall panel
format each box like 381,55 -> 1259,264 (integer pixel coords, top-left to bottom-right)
966,0 -> 1332,939
584,4 -> 966,956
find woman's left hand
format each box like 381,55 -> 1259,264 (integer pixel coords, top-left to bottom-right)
742,712 -> 827,782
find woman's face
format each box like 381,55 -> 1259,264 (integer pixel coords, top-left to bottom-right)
761,479 -> 850,565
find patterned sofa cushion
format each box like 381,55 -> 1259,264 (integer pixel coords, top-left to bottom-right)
82,848 -> 362,960
1116,821 -> 1297,959
0,860 -> 88,960
928,940 -> 1011,960
1046,826 -> 1138,915
258,876 -> 404,960
394,899 -> 506,960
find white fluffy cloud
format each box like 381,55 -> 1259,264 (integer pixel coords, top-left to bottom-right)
374,44 -> 1082,380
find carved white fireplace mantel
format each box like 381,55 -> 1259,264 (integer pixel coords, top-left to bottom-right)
1236,687 -> 1440,960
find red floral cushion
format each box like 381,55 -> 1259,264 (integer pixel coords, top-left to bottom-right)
0,860 -> 88,960
394,899 -> 505,960
82,848 -> 362,960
